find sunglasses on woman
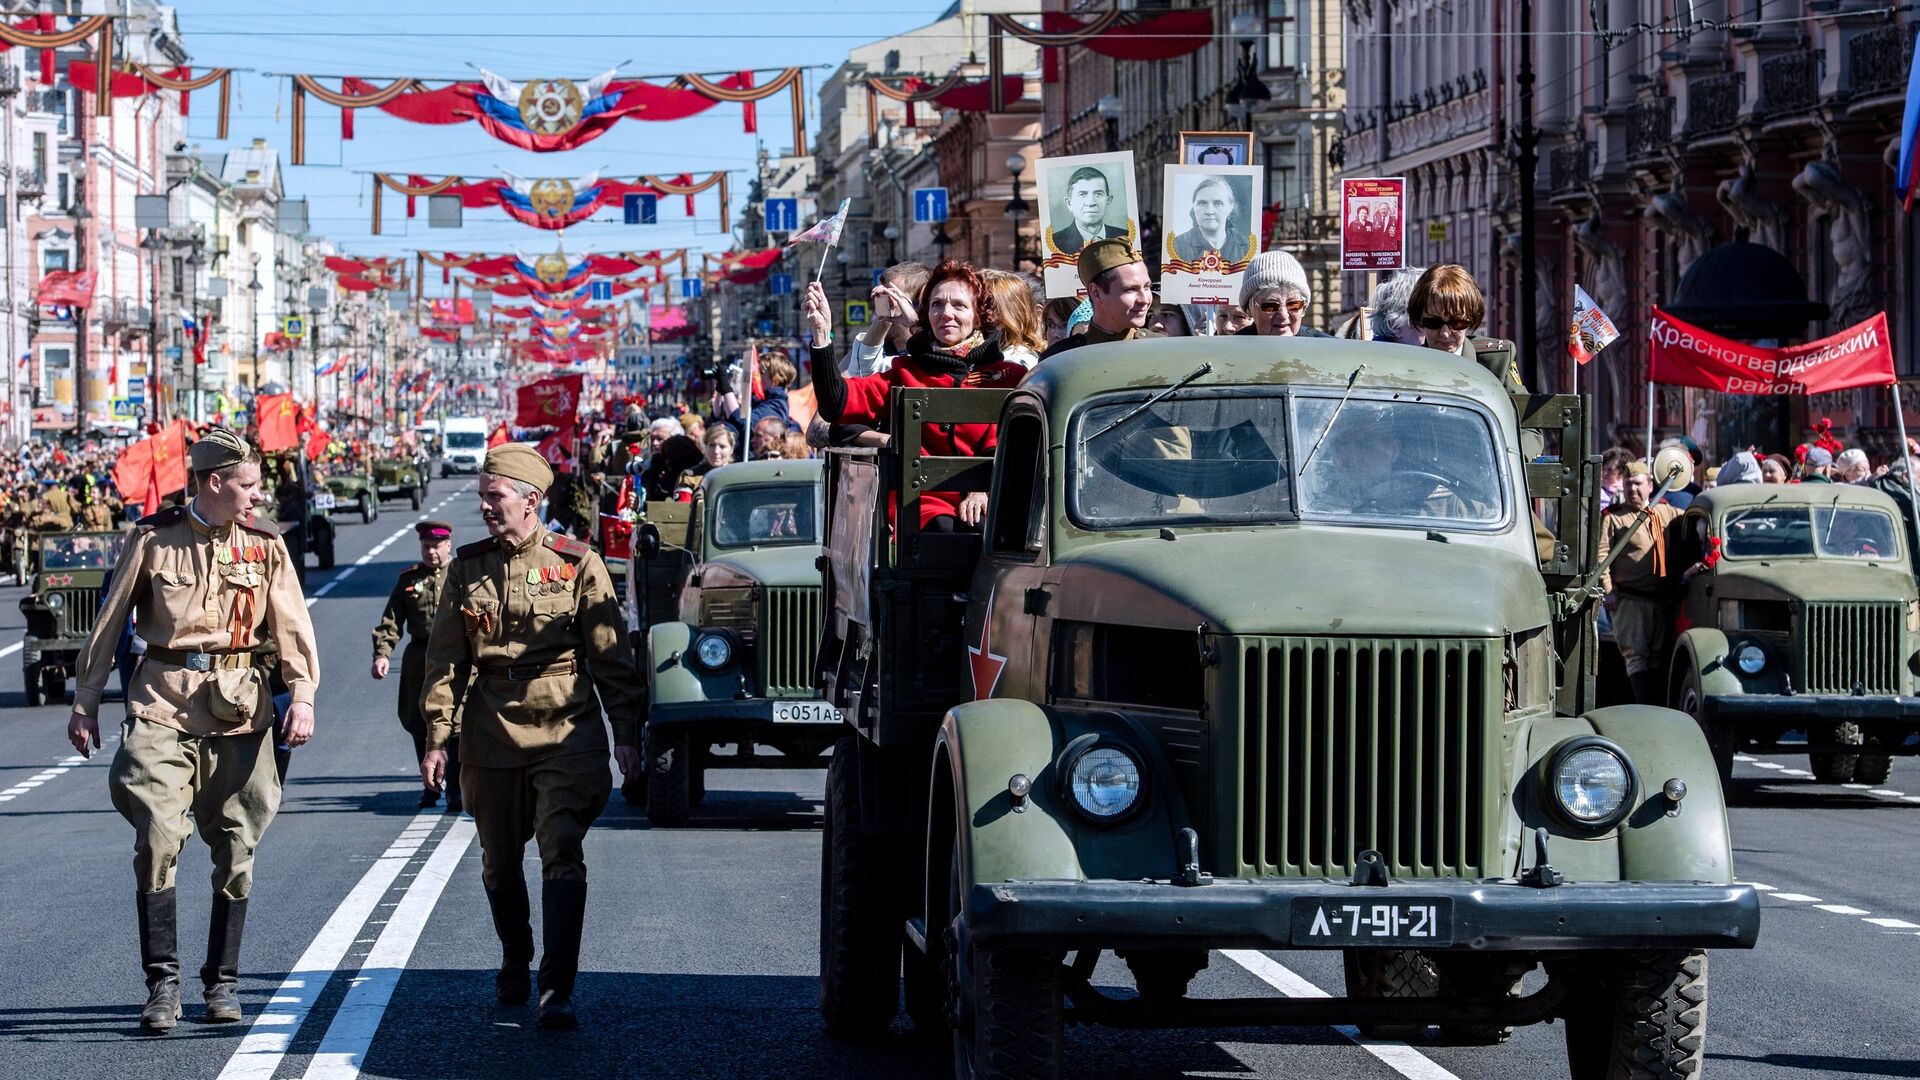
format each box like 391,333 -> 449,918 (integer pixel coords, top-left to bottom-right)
1256,299 -> 1306,315
1418,315 -> 1474,332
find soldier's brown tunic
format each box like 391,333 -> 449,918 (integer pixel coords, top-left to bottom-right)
372,562 -> 450,737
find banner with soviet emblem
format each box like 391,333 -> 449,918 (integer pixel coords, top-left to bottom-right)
1649,308 -> 1896,395
515,374 -> 583,428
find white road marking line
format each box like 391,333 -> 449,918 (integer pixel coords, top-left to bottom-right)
0,641 -> 20,659
1752,761 -> 1786,770
1221,951 -> 1463,1080
1771,893 -> 1823,903
1903,795 -> 1920,804
1739,881 -> 1776,891
1733,754 -> 1757,762
217,811 -> 441,1080
1779,768 -> 1813,777
1865,917 -> 1920,929
1869,789 -> 1905,797
301,818 -> 475,1079
313,581 -> 339,597
1843,783 -> 1873,790
1815,904 -> 1871,916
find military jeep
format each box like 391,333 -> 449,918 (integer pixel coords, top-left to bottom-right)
19,530 -> 125,706
322,470 -> 380,524
631,460 -> 839,826
1668,483 -> 1920,787
813,337 -> 1758,1079
372,454 -> 428,509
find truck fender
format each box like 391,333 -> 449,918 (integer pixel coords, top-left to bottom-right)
935,700 -> 1182,900
1671,628 -> 1746,704
645,622 -> 741,706
1582,704 -> 1735,884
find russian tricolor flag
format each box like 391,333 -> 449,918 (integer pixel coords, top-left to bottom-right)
1901,37 -> 1920,211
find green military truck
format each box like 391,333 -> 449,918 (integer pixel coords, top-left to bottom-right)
372,454 -> 429,510
19,531 -> 125,706
631,460 -> 841,825
1668,482 -> 1919,786
813,337 -> 1758,1080
322,470 -> 380,524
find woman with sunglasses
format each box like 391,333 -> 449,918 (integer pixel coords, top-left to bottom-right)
1405,264 -> 1485,355
1233,250 -> 1330,337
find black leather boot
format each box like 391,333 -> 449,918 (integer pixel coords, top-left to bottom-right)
1627,671 -> 1658,706
485,882 -> 534,1005
137,889 -> 181,1034
444,738 -> 464,814
201,895 -> 249,1023
535,880 -> 588,1030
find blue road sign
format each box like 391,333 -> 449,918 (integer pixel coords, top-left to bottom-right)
913,187 -> 949,224
764,198 -> 799,233
756,319 -> 776,336
871,269 -> 885,289
624,193 -> 658,225
769,273 -> 794,296
590,280 -> 614,301
680,277 -> 703,299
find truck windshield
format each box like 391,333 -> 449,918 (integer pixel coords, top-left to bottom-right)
41,533 -> 123,569
1068,390 -> 1506,529
712,484 -> 820,548
445,432 -> 485,450
1720,505 -> 1900,560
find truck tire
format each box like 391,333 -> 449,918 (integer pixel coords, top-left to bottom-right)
1854,748 -> 1893,786
359,493 -> 376,524
1564,950 -> 1708,1080
948,837 -> 1063,1080
23,662 -> 44,707
410,488 -> 423,511
644,727 -> 692,827
819,737 -> 900,1039
1343,950 -> 1438,1041
1809,720 -> 1860,784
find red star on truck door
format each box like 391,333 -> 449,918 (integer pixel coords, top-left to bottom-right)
968,588 -> 1007,700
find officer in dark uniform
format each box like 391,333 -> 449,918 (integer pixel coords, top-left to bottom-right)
372,519 -> 462,810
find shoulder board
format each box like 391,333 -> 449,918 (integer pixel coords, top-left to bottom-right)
135,506 -> 187,531
237,519 -> 280,539
457,538 -> 498,560
543,533 -> 592,560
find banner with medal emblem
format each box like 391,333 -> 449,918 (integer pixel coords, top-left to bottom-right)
369,172 -> 728,234
515,375 -> 583,427
1158,163 -> 1262,305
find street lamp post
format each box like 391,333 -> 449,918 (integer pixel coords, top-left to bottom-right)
1005,153 -> 1030,270
1096,95 -> 1122,154
1225,14 -> 1271,131
247,253 -> 262,395
882,223 -> 900,266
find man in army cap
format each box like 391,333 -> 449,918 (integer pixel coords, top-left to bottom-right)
373,518 -> 462,810
33,474 -> 77,531
1039,237 -> 1159,360
66,427 -> 321,1033
419,442 -> 642,1030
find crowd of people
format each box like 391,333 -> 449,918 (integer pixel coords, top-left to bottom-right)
1,442 -> 129,580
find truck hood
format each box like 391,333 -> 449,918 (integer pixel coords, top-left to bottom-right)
698,544 -> 825,590
1049,528 -> 1548,638
1711,560 -> 1918,604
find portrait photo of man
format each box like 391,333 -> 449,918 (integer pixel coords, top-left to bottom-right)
1049,165 -> 1128,255
1036,151 -> 1140,298
1170,175 -> 1253,265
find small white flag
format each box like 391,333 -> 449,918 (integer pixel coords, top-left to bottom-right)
789,198 -> 850,248
1569,284 -> 1620,366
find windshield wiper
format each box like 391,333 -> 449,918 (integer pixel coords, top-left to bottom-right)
1299,364 -> 1367,474
1724,492 -> 1779,532
1820,492 -> 1846,547
1081,362 -> 1213,453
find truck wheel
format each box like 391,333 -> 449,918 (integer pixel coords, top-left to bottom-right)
819,737 -> 900,1039
1564,950 -> 1708,1080
948,838 -> 1063,1080
359,494 -> 376,524
1343,950 -> 1438,1041
644,727 -> 692,827
1121,950 -> 1209,1003
1809,720 -> 1861,784
1675,669 -> 1734,791
23,662 -> 44,707
410,488 -> 423,511
1854,749 -> 1893,786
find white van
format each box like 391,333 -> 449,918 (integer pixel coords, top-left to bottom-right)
441,416 -> 489,476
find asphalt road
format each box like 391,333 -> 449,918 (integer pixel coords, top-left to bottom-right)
1,479 -> 1916,1079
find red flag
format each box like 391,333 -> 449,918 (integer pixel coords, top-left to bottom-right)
305,428 -> 331,462
537,425 -> 575,466
36,269 -> 96,307
112,435 -> 155,503
515,374 -> 583,427
745,341 -> 764,403
1649,308 -> 1896,395
487,423 -> 511,448
152,421 -> 189,497
257,393 -> 300,452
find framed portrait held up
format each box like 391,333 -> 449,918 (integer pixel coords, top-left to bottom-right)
1159,164 -> 1264,305
1339,176 -> 1406,271
1035,150 -> 1141,298
1177,131 -> 1254,167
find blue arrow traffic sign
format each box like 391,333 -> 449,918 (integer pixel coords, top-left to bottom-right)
764,198 -> 799,233
590,280 -> 614,301
769,273 -> 794,296
680,277 -> 703,299
624,193 -> 658,225
913,187 -> 949,224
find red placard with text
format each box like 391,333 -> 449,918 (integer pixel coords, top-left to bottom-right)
1339,177 -> 1405,271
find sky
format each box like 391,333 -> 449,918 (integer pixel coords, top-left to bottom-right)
165,1 -> 958,280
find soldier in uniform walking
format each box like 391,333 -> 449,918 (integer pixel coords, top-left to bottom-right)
64,428 -> 321,1034
32,474 -> 77,531
373,519 -> 462,810
419,443 -> 641,1030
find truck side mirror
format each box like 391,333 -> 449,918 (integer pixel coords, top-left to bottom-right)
638,523 -> 662,561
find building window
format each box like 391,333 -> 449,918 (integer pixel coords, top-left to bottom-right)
1265,0 -> 1298,72
42,345 -> 70,397
56,171 -> 68,211
31,132 -> 46,180
43,249 -> 69,274
1265,142 -> 1299,210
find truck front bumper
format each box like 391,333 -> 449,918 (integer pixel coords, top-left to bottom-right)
966,876 -> 1760,952
1705,692 -> 1920,725
646,700 -> 844,758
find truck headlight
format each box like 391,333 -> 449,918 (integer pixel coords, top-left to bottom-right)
1067,745 -> 1142,821
1548,738 -> 1637,830
1734,643 -> 1766,675
44,592 -> 63,610
691,631 -> 734,671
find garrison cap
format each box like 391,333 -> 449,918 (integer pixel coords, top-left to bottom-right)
415,519 -> 454,540
1624,461 -> 1651,479
483,442 -> 554,493
189,428 -> 254,472
1077,237 -> 1142,287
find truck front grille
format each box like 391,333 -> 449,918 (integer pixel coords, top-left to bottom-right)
1232,636 -> 1496,879
1802,602 -> 1903,694
759,587 -> 823,698
54,589 -> 97,638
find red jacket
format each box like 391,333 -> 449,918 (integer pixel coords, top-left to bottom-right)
836,353 -> 1026,526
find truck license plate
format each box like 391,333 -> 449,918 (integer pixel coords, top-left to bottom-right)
771,700 -> 842,724
313,494 -> 335,510
1291,898 -> 1453,946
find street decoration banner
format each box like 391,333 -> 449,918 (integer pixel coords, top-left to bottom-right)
864,73 -> 1027,134
1898,34 -> 1920,211
515,375 -> 584,427
67,62 -> 233,137
1648,308 -> 1896,395
287,68 -> 806,165
370,172 -> 729,234
1034,150 -> 1141,299
0,16 -> 113,112
1568,284 -> 1621,365
987,10 -> 1211,93
1159,164 -> 1262,305
1339,177 -> 1405,271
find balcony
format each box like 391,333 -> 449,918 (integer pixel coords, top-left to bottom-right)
1550,140 -> 1593,193
1759,49 -> 1821,121
1848,24 -> 1917,105
1684,72 -> 1743,138
1627,97 -> 1675,162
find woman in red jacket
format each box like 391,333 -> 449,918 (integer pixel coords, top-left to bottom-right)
804,262 -> 1027,531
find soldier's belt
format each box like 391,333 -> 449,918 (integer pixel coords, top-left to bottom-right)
480,659 -> 577,682
144,645 -> 271,672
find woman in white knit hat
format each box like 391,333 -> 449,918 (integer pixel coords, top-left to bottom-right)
1235,250 -> 1329,337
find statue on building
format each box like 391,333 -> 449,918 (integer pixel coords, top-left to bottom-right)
1645,188 -> 1713,275
1792,158 -> 1875,329
1716,160 -> 1784,251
